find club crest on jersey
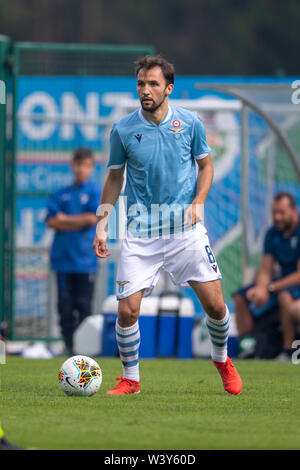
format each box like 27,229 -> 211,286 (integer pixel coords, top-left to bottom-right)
169,119 -> 185,134
117,280 -> 130,293
291,236 -> 298,249
80,193 -> 89,205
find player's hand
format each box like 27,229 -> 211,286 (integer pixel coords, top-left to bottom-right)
246,285 -> 269,307
183,200 -> 204,228
56,212 -> 69,221
93,230 -> 111,258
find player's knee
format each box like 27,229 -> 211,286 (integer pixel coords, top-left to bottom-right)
277,290 -> 292,306
118,304 -> 139,326
205,301 -> 227,320
289,299 -> 300,321
233,293 -> 250,316
233,293 -> 246,306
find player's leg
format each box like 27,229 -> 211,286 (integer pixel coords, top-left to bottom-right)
189,279 -> 242,395
164,226 -> 242,394
189,279 -> 228,361
233,289 -> 255,339
290,298 -> 300,322
106,233 -> 163,395
276,288 -> 298,359
164,226 -> 230,361
56,273 -> 75,355
106,290 -> 144,395
72,273 -> 95,328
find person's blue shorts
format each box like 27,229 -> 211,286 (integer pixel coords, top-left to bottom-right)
234,283 -> 300,318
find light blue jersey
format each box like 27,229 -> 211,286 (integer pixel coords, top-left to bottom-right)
108,106 -> 211,237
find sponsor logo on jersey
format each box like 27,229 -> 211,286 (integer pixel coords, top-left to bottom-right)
135,134 -> 142,143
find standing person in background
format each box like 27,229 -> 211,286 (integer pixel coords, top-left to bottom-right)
45,148 -> 101,354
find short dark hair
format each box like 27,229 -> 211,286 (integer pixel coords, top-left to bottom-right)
73,147 -> 93,163
135,55 -> 175,85
273,192 -> 297,208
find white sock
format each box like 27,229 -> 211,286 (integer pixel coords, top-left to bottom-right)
206,305 -> 230,363
115,320 -> 140,382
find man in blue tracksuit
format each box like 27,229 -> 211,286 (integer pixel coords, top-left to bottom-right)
45,147 -> 101,354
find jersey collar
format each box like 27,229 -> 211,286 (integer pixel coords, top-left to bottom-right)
138,106 -> 172,127
73,179 -> 90,189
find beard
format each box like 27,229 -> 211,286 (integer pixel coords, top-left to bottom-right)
274,218 -> 294,232
140,93 -> 167,113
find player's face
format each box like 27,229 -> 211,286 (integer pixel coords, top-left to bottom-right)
137,66 -> 173,113
72,158 -> 94,183
272,198 -> 296,231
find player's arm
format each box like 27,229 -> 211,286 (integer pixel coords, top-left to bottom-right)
194,155 -> 214,203
46,212 -> 98,231
268,259 -> 300,292
255,254 -> 274,287
184,115 -> 213,227
93,167 -> 125,258
246,254 -> 273,306
184,155 -> 214,226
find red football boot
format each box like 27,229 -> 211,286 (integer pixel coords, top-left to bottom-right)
106,377 -> 140,395
213,357 -> 242,395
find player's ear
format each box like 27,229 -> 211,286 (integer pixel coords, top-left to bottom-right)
166,83 -> 174,96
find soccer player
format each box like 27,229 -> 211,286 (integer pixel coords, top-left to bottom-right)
45,147 -> 101,354
93,55 -> 242,395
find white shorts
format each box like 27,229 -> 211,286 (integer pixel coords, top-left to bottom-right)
115,224 -> 222,300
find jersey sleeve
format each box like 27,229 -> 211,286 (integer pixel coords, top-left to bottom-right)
263,228 -> 274,255
44,192 -> 62,222
192,115 -> 211,160
107,124 -> 127,169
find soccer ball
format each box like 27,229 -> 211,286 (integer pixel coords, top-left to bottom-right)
58,355 -> 102,397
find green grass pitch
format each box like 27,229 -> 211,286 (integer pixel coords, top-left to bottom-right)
1,356 -> 300,450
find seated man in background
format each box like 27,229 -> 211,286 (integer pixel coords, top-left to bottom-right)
234,192 -> 300,360
45,147 -> 101,354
